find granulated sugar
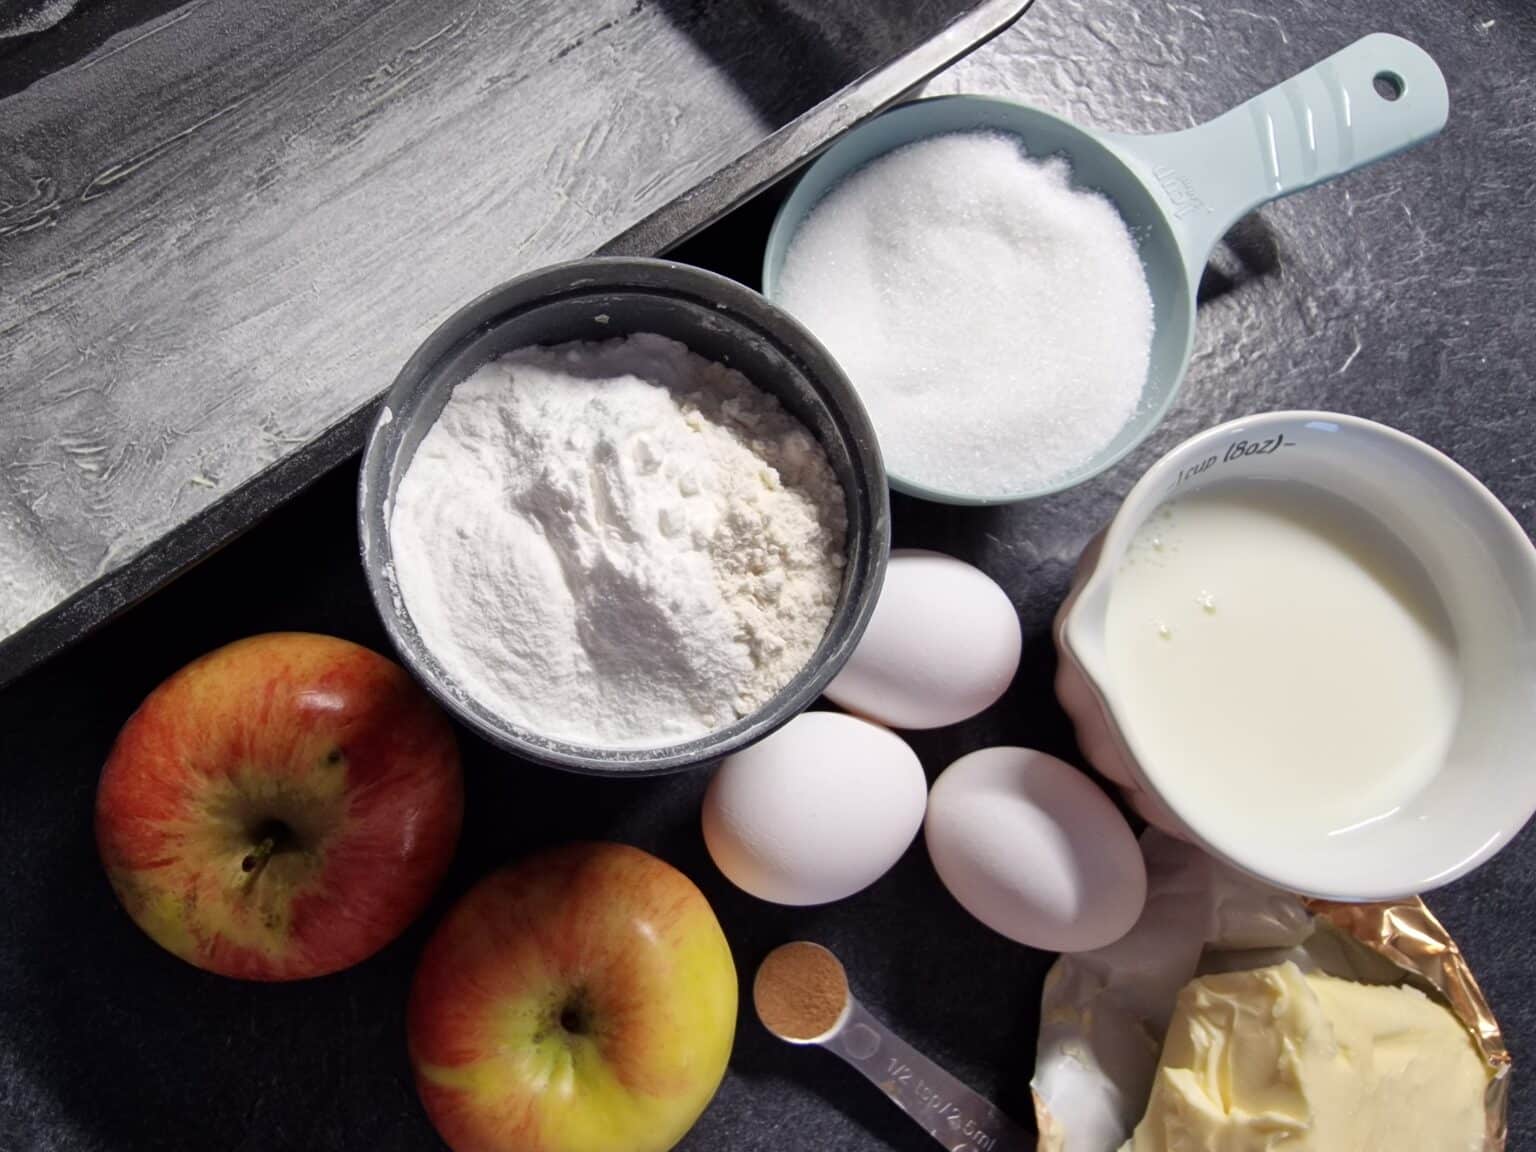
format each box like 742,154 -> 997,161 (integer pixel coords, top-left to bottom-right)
777,131 -> 1153,496
389,334 -> 847,750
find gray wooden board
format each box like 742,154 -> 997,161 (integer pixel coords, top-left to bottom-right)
0,0 -> 1029,680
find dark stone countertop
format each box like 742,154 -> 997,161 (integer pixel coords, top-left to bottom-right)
2,1 -> 1534,1150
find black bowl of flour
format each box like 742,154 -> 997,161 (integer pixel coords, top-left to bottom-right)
359,257 -> 889,775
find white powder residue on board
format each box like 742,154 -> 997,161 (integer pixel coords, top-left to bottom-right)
777,131 -> 1154,497
0,0 -> 79,39
389,334 -> 847,750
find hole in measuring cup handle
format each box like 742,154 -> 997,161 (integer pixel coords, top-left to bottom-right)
1373,70 -> 1405,101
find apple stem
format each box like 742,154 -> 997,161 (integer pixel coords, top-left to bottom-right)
242,836 -> 277,877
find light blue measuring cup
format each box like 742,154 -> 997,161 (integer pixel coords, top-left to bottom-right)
762,33 -> 1449,505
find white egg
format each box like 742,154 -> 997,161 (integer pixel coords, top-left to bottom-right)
824,549 -> 1021,729
702,711 -> 928,905
925,747 -> 1146,952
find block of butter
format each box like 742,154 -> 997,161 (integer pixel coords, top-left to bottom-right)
1122,960 -> 1488,1152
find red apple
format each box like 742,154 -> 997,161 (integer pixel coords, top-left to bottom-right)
409,842 -> 737,1152
95,632 -> 462,980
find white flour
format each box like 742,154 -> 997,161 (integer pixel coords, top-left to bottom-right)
390,334 -> 847,749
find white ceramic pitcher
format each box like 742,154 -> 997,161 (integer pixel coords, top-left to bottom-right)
1055,411 -> 1536,900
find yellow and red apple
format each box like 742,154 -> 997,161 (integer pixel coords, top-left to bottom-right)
409,842 -> 737,1152
95,632 -> 462,980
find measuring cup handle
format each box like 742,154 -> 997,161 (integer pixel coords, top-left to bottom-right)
1105,33 -> 1448,289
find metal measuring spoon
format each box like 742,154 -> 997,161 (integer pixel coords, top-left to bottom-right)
754,941 -> 1033,1152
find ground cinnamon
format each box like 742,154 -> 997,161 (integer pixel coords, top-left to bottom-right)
753,941 -> 850,1042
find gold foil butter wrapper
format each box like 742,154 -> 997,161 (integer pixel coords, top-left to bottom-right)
1307,897 -> 1511,1151
1031,830 -> 1510,1152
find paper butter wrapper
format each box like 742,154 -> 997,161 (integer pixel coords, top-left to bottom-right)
1030,830 -> 1511,1152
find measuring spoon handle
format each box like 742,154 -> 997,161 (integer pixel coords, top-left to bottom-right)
1106,33 -> 1449,289
823,997 -> 1034,1152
